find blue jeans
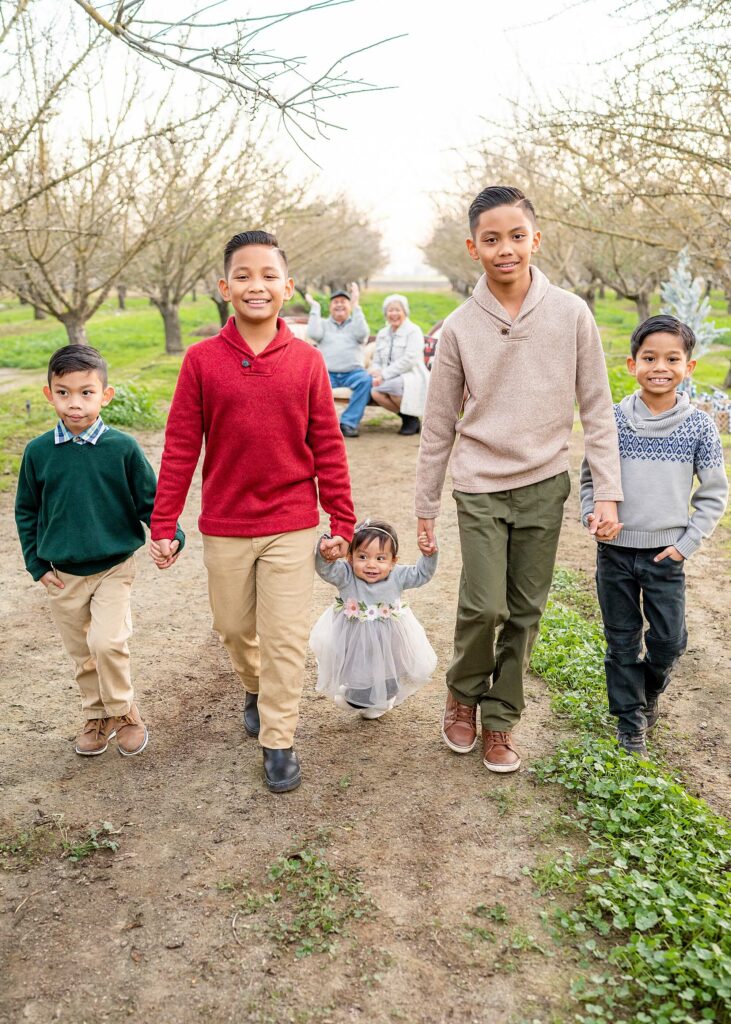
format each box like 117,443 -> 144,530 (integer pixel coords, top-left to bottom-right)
328,370 -> 372,428
596,543 -> 687,734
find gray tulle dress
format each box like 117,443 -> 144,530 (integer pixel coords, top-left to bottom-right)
309,548 -> 438,712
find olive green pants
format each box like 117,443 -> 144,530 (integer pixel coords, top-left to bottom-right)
447,473 -> 570,731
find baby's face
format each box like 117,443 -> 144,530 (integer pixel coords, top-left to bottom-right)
349,538 -> 397,583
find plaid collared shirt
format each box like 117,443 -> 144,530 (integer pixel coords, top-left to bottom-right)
54,416 -> 109,446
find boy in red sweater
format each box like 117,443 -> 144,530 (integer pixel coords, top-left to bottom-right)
150,230 -> 356,792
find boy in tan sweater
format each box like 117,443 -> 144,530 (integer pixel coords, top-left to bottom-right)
415,185 -> 623,773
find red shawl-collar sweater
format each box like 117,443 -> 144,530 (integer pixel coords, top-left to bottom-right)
151,317 -> 356,542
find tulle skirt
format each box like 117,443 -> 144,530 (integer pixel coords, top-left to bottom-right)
309,604 -> 437,710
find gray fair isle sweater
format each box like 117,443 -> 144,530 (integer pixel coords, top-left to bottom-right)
306,302 -> 370,373
580,392 -> 728,558
414,267 -> 623,517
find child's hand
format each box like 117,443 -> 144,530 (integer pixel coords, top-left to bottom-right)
417,518 -> 437,554
39,570 -> 64,590
587,502 -> 622,541
320,535 -> 347,561
149,538 -> 181,570
654,546 -> 684,563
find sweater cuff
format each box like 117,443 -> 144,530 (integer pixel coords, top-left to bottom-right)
151,520 -> 179,542
29,560 -> 52,582
592,491 -> 624,503
330,518 -> 354,543
415,506 -> 440,520
673,532 -> 700,559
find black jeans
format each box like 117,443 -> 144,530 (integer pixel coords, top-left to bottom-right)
596,544 -> 687,734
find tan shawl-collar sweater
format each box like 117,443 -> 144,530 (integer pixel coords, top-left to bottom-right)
414,267 -> 623,518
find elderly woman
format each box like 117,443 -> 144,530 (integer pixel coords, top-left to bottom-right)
369,294 -> 429,435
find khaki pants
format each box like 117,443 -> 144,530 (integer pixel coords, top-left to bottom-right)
202,529 -> 316,749
46,557 -> 136,719
447,473 -> 570,731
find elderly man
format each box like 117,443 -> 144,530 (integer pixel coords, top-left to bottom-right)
306,283 -> 371,437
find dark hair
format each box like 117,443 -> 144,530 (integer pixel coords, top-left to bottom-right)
468,185 -> 537,236
630,315 -> 696,359
47,344 -> 108,387
348,518 -> 399,558
223,230 -> 288,276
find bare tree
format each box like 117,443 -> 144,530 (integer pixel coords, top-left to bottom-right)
71,0 -> 403,146
130,127 -> 307,353
280,196 -> 385,292
516,0 -> 731,287
0,74 -> 191,343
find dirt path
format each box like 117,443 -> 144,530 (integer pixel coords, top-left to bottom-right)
1,413 -> 728,1023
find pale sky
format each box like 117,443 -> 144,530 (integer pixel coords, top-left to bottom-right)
261,0 -> 637,274
57,0 -> 641,276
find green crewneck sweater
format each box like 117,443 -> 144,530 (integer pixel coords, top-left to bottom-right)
15,427 -> 185,580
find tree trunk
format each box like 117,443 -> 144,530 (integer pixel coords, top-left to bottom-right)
160,303 -> 183,354
577,286 -> 596,314
724,359 -> 731,390
210,294 -> 230,327
598,284 -> 606,299
191,286 -> 197,302
59,316 -> 89,344
33,306 -> 46,320
117,284 -> 127,310
634,292 -> 651,323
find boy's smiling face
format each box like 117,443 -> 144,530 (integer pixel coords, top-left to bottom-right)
628,331 -> 696,404
43,370 -> 114,435
466,205 -> 540,288
219,244 -> 294,327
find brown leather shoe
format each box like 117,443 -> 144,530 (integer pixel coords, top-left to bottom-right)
441,691 -> 478,753
75,717 -> 116,756
482,731 -> 521,773
114,704 -> 149,757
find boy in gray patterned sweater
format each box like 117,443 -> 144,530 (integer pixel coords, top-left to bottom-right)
580,315 -> 728,757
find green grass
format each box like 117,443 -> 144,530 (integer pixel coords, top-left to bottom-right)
0,287 -> 728,491
220,839 -> 371,959
529,570 -> 731,1024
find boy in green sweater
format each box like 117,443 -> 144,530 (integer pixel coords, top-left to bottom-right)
15,345 -> 184,757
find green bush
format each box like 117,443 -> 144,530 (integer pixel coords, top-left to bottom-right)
104,384 -> 165,429
530,572 -> 731,1023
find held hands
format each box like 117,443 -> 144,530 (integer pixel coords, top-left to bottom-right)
654,545 -> 684,563
368,367 -> 382,385
349,281 -> 360,307
40,570 -> 64,590
587,501 -> 623,542
417,518 -> 437,555
320,535 -> 348,561
149,538 -> 181,570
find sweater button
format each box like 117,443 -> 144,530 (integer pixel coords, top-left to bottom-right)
242,359 -> 250,368
500,328 -> 509,336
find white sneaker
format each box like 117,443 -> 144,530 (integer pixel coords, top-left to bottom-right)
359,698 -> 396,720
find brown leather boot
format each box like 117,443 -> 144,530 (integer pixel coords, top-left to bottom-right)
75,717 -> 116,756
441,691 -> 478,753
482,730 -> 521,773
114,704 -> 149,757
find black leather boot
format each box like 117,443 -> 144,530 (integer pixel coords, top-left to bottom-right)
243,691 -> 260,737
262,747 -> 302,793
398,414 -> 420,435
